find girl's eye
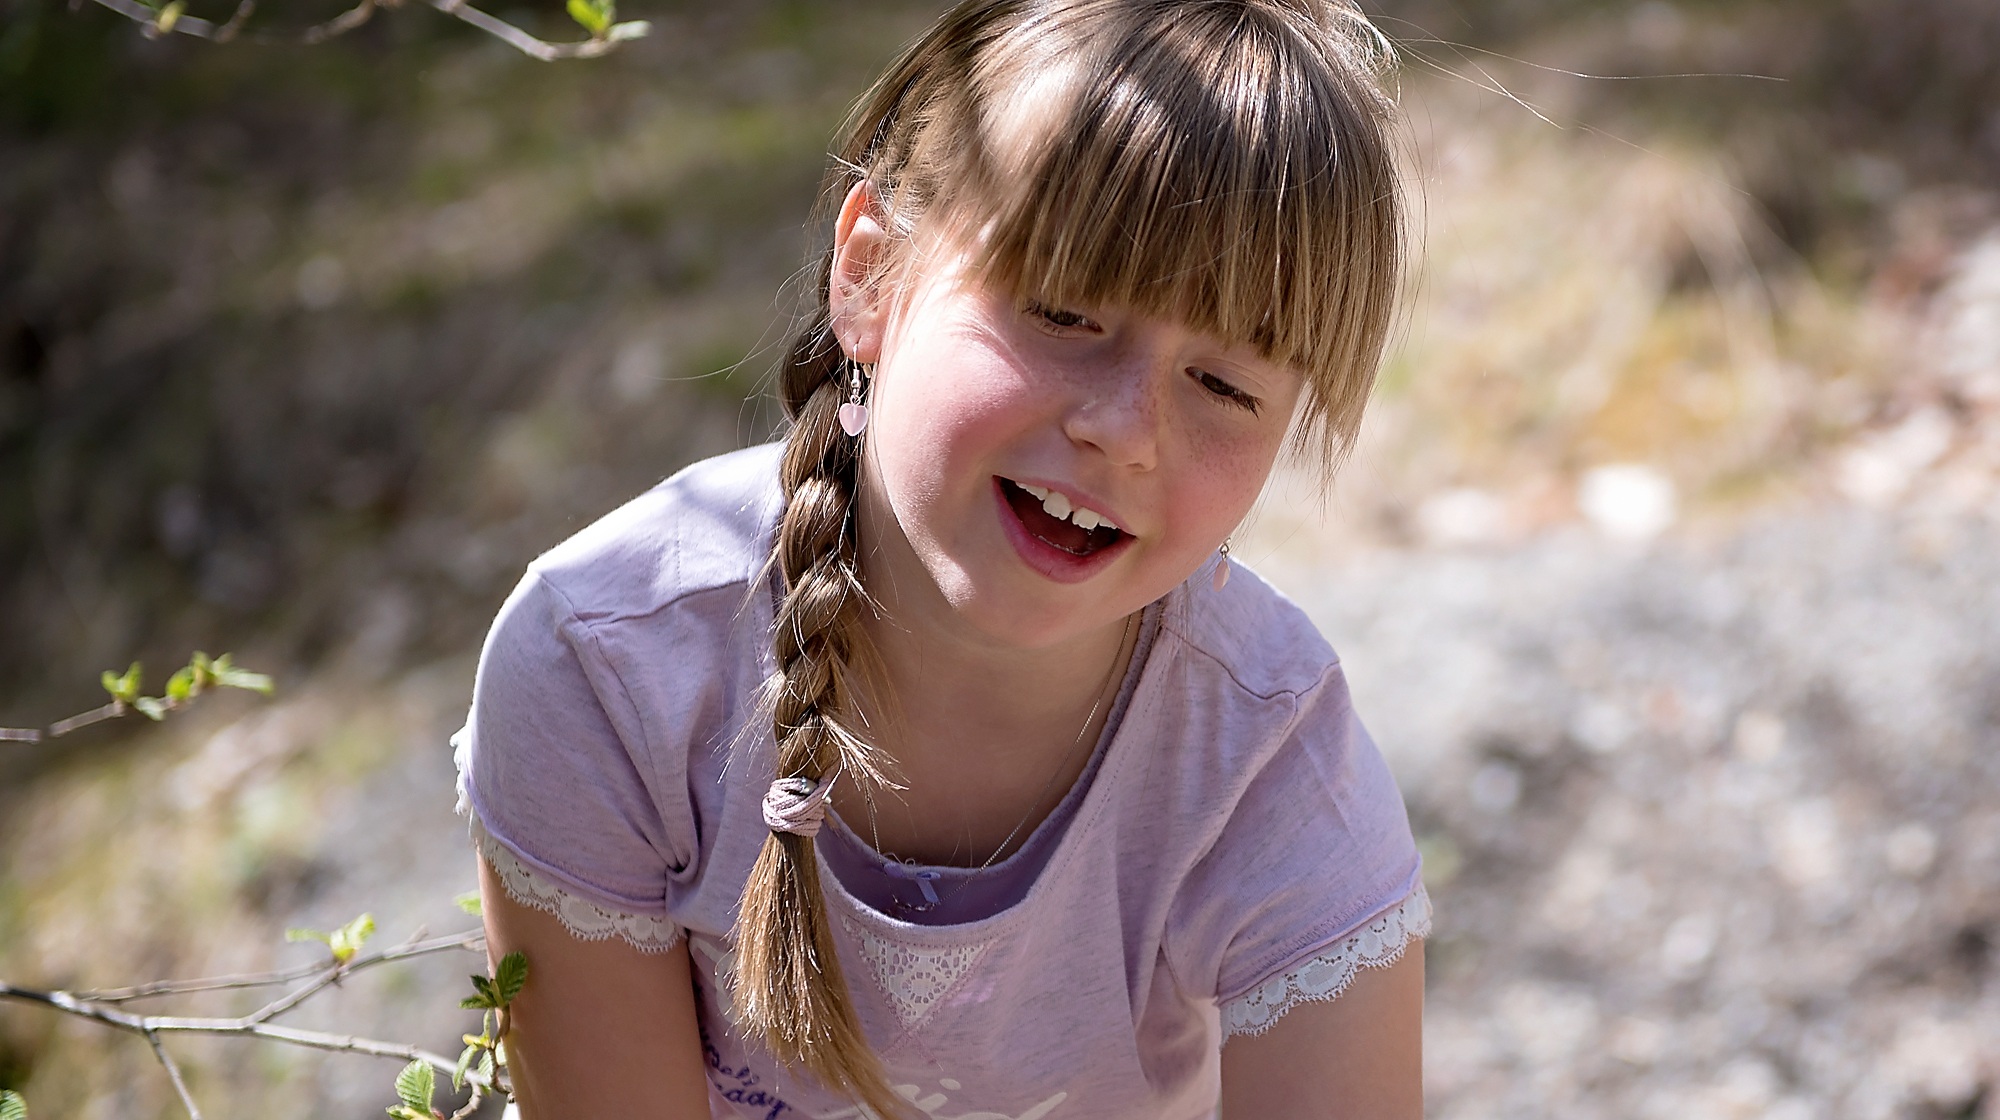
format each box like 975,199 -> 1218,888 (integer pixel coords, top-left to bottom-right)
1023,300 -> 1098,332
1192,368 -> 1261,414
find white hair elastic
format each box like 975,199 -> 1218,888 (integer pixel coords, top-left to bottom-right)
762,769 -> 840,838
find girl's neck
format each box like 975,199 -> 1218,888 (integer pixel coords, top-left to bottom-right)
859,596 -> 1136,762
840,546 -> 1142,868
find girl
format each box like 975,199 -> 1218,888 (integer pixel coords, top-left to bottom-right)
454,1 -> 1428,1116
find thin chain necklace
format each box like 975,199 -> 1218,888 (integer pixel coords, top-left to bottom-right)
862,611 -> 1137,918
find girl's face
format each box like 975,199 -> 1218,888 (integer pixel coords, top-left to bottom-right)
835,198 -> 1304,651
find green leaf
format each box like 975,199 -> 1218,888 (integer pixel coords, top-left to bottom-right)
102,663 -> 142,704
216,669 -> 274,694
453,890 -> 482,916
478,1048 -> 496,1080
393,1059 -> 434,1113
454,1040 -> 480,1090
132,696 -> 168,721
328,913 -> 375,963
165,666 -> 196,702
460,973 -> 497,1010
494,951 -> 528,1006
566,0 -> 609,35
384,1108 -> 425,1120
1,1089 -> 28,1120
286,927 -> 331,946
155,0 -> 185,32
206,654 -> 275,695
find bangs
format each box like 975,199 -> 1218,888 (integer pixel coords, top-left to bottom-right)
942,1 -> 1402,457
840,0 -> 1405,463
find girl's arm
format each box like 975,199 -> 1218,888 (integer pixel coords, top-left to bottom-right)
1217,943 -> 1424,1120
478,856 -> 713,1119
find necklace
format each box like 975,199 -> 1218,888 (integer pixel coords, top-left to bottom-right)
863,611 -> 1138,918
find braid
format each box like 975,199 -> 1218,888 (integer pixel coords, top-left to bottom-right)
731,308 -> 905,1117
729,0 -> 1408,1106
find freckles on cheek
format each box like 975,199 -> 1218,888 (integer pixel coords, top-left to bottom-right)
1176,423 -> 1285,529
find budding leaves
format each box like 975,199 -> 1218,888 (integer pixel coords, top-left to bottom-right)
455,952 -> 527,1090
206,652 -> 276,695
97,653 -> 273,725
101,663 -> 142,705
287,912 -> 376,964
385,1059 -> 435,1120
453,890 -> 482,917
566,0 -> 611,34
1,1089 -> 27,1120
461,951 -> 528,1010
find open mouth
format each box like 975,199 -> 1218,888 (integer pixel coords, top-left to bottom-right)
998,477 -> 1126,557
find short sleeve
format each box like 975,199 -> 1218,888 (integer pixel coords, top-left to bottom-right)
1167,662 -> 1427,1037
453,571 -> 687,953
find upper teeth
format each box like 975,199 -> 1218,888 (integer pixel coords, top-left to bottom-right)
1017,482 -> 1119,533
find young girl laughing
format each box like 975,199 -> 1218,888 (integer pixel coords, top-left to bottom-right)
456,1 -> 1428,1116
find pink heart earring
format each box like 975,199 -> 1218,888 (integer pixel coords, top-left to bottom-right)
1212,538 -> 1232,590
837,362 -> 870,437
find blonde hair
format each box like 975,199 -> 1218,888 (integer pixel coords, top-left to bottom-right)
732,1 -> 1405,1112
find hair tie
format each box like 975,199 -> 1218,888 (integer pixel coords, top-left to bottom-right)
762,770 -> 839,838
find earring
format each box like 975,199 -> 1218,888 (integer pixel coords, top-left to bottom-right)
1212,538 -> 1232,590
837,362 -> 870,437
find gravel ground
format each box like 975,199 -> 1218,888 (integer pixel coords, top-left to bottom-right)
1255,505 -> 2000,1120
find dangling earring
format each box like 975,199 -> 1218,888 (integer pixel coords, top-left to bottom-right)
1212,538 -> 1232,590
837,362 -> 870,437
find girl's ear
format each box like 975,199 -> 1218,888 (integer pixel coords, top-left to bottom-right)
829,181 -> 893,364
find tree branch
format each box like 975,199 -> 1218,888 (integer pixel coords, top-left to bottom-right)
144,1029 -> 207,1120
72,929 -> 484,1004
447,1084 -> 488,1120
425,0 -> 630,61
297,0 -> 378,46
1,701 -> 123,744
0,982 -> 494,1093
82,0 -> 648,61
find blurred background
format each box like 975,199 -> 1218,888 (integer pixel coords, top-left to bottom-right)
1,0 -> 1995,1116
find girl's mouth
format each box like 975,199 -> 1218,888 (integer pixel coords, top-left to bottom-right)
997,477 -> 1126,557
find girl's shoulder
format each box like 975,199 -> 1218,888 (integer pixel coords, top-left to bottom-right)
1160,558 -> 1343,703
525,442 -> 784,623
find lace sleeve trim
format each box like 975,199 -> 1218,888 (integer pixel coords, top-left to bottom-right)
455,731 -> 684,955
1219,883 -> 1432,1039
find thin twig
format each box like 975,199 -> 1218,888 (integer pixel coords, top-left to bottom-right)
90,0 -> 229,38
0,983 -> 494,1092
74,930 -> 484,1004
213,0 -> 256,42
447,1081 -> 487,1120
74,958 -> 329,1002
144,1029 -> 207,1120
83,0 -> 642,62
245,926 -> 436,1024
2,701 -> 125,745
49,701 -> 125,737
296,0 -> 377,45
424,0 -> 618,61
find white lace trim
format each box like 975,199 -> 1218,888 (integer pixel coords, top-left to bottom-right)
1220,883 -> 1432,1039
841,916 -> 991,1028
454,728 -> 683,955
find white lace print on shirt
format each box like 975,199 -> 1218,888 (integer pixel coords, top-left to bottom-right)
1220,883 -> 1432,1038
454,729 -> 684,954
841,915 -> 991,1028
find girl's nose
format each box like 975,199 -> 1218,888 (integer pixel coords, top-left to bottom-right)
1060,355 -> 1161,471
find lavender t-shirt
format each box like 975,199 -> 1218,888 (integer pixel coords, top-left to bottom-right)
455,443 -> 1426,1120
